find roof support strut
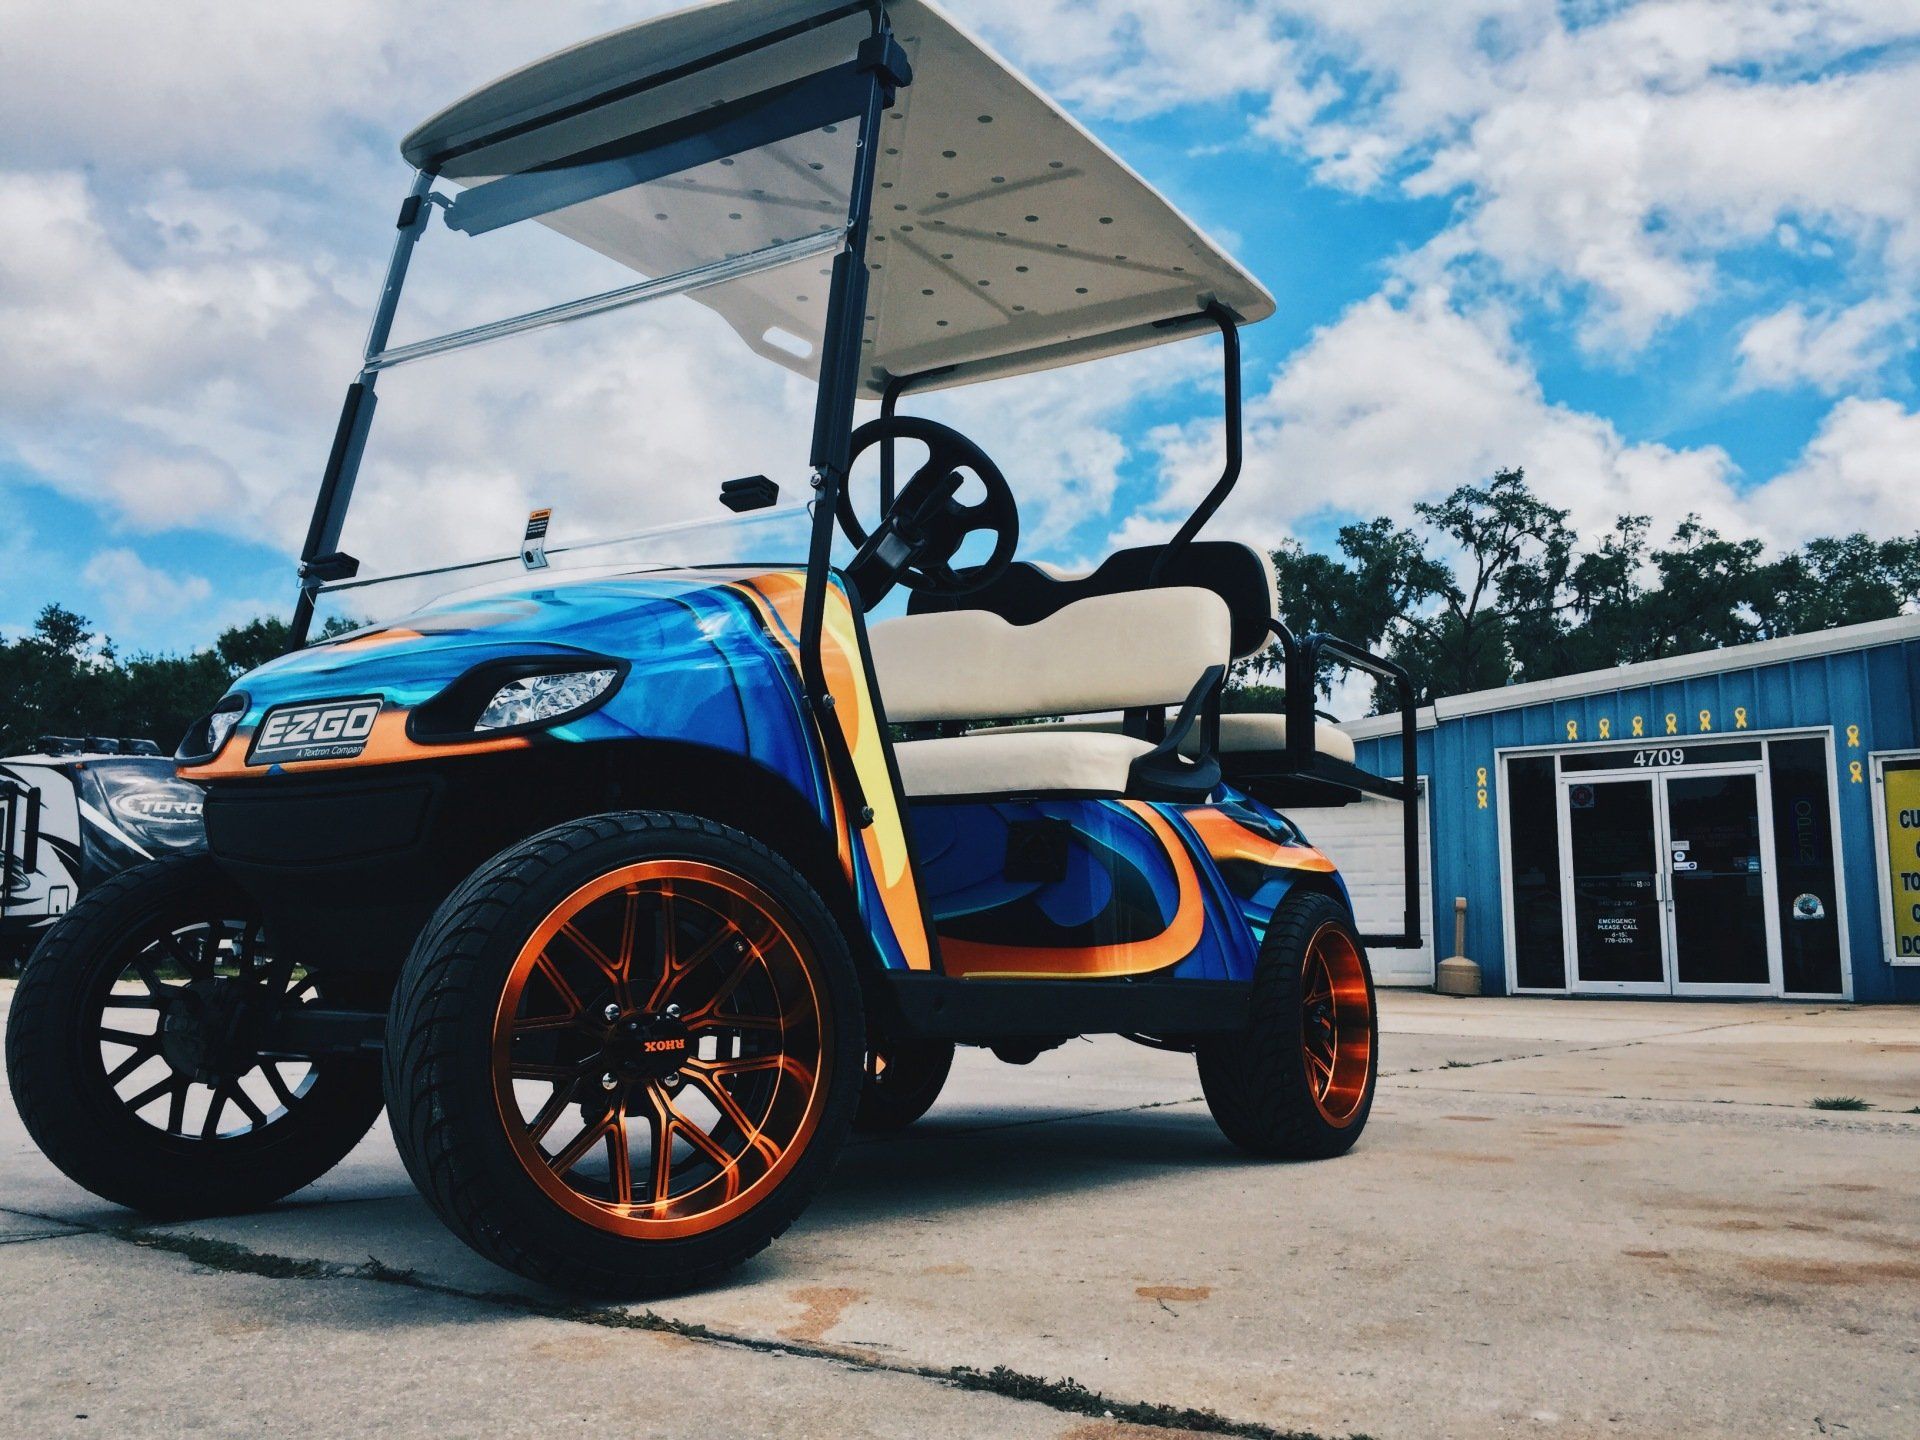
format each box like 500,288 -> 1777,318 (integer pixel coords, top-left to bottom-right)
1150,301 -> 1242,582
798,22 -> 912,829
290,170 -> 435,648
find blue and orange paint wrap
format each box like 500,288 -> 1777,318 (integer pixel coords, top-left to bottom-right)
180,566 -> 930,973
907,792 -> 1344,981
182,564 -> 1344,983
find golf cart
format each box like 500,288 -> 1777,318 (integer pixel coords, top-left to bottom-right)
5,0 -> 1418,1296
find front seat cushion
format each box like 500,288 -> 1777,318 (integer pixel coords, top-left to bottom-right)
893,730 -> 1154,800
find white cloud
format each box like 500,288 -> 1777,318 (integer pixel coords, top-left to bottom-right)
0,1 -> 1198,608
902,344 -> 1210,549
1747,397 -> 1920,539
1736,297 -> 1912,394
0,2 -> 655,177
974,1 -> 1920,350
1134,283 -> 1916,558
1136,285 -> 1752,549
81,549 -> 214,633
5,0 -> 1919,648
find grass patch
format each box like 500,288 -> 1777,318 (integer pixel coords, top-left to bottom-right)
125,1230 -> 332,1279
1441,1059 -> 1473,1069
1808,1096 -> 1872,1111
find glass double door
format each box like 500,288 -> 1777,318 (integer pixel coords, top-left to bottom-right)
1558,767 -> 1781,996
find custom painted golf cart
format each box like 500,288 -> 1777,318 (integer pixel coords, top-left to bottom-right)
4,0 -> 1418,1295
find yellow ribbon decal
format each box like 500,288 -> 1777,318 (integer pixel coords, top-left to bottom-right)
1846,724 -> 1861,747
1665,713 -> 1678,735
1475,765 -> 1488,810
1566,719 -> 1579,742
1598,718 -> 1611,739
1631,716 -> 1645,738
1733,707 -> 1748,730
1698,709 -> 1712,732
1850,760 -> 1864,784
1475,767 -> 1488,786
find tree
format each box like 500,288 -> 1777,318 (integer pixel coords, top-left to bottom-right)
0,609 -> 357,757
1755,533 -> 1920,637
1232,518 -> 1452,712
210,615 -> 361,676
1398,467 -> 1572,701
1239,465 -> 1920,720
0,606 -> 117,755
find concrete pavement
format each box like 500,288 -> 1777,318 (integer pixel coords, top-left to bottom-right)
3,983 -> 1917,1439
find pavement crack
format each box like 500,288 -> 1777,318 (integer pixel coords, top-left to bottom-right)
105,1226 -> 1361,1440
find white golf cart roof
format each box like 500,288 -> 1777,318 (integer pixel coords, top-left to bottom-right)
402,0 -> 1273,395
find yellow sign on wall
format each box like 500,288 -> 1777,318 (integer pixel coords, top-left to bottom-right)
1883,763 -> 1920,962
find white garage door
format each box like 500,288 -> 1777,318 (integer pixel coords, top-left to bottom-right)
1288,780 -> 1432,986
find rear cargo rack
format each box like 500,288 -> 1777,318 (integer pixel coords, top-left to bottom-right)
1229,620 -> 1421,951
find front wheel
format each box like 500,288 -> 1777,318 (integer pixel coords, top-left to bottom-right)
3,854 -> 386,1218
384,812 -> 865,1297
1196,890 -> 1377,1159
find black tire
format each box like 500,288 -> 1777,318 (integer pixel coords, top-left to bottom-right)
854,1038 -> 953,1132
1196,889 -> 1377,1159
384,811 -> 865,1297
3,854 -> 386,1218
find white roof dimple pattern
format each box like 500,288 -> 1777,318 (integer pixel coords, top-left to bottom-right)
402,0 -> 1272,395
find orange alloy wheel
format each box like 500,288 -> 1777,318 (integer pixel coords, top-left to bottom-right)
490,860 -> 831,1240
1299,923 -> 1373,1127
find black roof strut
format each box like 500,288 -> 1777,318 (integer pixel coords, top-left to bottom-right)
1151,300 -> 1242,582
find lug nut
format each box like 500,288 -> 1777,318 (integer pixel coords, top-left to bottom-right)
664,1003 -> 682,1018
603,1003 -> 622,1023
600,1073 -> 619,1092
664,1072 -> 683,1089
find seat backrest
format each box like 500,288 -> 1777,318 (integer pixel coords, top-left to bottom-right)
869,587 -> 1231,724
905,540 -> 1276,660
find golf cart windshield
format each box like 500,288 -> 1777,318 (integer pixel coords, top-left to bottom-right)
306,48 -> 873,627
295,0 -> 1275,639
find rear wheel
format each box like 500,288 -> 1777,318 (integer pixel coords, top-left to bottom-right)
1196,890 -> 1376,1159
3,854 -> 386,1218
385,811 -> 863,1296
854,1038 -> 953,1132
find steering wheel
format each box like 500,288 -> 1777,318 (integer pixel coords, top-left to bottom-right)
837,416 -> 1019,607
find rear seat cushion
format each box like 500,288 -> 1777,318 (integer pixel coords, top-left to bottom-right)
892,730 -> 1154,799
1211,712 -> 1356,763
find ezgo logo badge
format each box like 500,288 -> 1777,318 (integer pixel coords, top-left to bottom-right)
248,697 -> 381,765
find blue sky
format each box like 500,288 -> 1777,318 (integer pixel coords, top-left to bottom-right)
4,0 -> 1918,656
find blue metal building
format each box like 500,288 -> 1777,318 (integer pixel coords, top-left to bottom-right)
1344,614 -> 1920,1003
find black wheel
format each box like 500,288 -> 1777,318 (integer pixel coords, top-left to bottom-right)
854,1038 -> 953,1132
384,811 -> 865,1297
3,854 -> 386,1218
1196,890 -> 1377,1159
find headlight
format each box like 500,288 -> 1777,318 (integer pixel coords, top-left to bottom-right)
177,694 -> 247,763
206,707 -> 242,753
475,668 -> 619,731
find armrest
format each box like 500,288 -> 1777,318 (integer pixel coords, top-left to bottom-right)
1127,665 -> 1225,802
